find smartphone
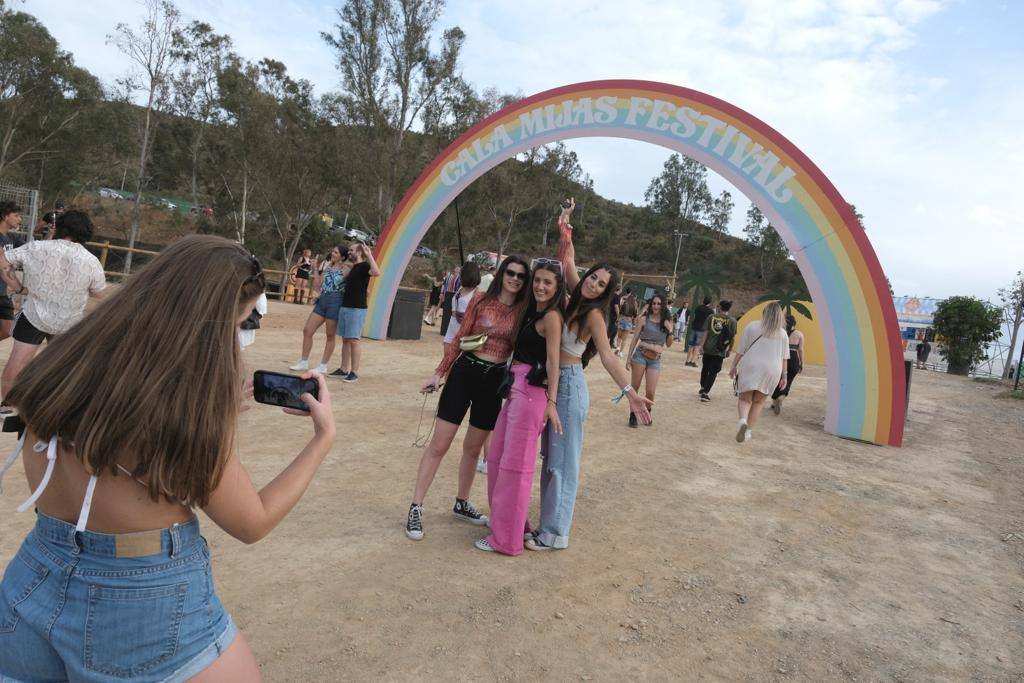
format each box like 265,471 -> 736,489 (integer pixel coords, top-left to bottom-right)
561,199 -> 572,210
253,371 -> 319,411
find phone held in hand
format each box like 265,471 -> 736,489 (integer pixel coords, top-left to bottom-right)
561,198 -> 572,210
253,371 -> 319,411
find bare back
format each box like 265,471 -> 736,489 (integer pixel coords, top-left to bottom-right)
21,429 -> 194,533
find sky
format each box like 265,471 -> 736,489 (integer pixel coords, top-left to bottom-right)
16,0 -> 1024,314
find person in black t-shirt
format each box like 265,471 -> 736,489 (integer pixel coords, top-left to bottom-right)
328,243 -> 380,382
0,202 -> 26,342
685,296 -> 714,367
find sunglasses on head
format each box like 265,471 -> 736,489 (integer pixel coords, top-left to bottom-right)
531,257 -> 563,274
505,269 -> 527,281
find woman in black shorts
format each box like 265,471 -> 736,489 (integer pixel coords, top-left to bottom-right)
405,256 -> 529,541
290,248 -> 314,304
423,273 -> 443,326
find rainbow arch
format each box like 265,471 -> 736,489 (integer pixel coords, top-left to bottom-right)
367,80 -> 906,446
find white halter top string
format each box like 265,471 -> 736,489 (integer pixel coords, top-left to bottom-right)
2,434 -> 98,532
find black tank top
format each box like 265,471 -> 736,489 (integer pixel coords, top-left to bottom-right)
513,313 -> 548,366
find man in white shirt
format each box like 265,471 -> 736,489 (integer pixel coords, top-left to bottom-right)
0,210 -> 106,413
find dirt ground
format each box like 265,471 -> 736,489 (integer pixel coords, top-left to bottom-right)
2,301 -> 1023,682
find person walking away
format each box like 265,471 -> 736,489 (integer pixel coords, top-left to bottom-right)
698,300 -> 737,402
423,273 -> 442,326
615,290 -> 637,356
442,262 -> 481,353
439,267 -> 462,337
0,201 -> 26,343
0,236 -> 334,680
729,302 -> 789,442
327,243 -> 380,382
290,244 -> 347,373
771,313 -> 804,414
916,337 -> 932,370
474,261 -> 565,554
625,293 -> 674,426
685,296 -> 714,367
405,256 -> 530,540
0,210 -> 106,415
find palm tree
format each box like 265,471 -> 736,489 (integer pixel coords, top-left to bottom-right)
758,286 -> 813,319
677,266 -> 722,307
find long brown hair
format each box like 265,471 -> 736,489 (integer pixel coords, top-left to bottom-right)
7,235 -> 266,507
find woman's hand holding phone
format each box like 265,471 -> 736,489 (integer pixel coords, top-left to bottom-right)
284,372 -> 335,439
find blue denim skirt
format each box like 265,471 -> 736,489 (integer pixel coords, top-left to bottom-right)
0,512 -> 235,682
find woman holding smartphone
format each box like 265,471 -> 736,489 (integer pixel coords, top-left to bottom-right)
405,255 -> 529,541
0,236 -> 335,681
475,260 -> 564,555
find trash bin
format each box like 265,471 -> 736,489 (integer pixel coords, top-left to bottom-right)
388,288 -> 426,340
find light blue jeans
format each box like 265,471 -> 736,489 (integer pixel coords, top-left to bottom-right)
537,365 -> 590,549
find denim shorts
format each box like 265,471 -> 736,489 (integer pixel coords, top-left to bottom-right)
687,329 -> 704,347
336,306 -> 368,339
313,291 -> 343,321
0,512 -> 236,682
631,347 -> 663,370
617,319 -> 633,331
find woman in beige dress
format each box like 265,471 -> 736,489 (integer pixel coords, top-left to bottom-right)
728,302 -> 789,443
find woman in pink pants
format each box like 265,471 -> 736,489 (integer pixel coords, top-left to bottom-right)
475,260 -> 565,555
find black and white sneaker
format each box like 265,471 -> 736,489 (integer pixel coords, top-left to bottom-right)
328,368 -> 348,379
452,498 -> 489,526
342,371 -> 359,383
628,412 -> 638,428
699,392 -> 710,403
405,504 -> 424,540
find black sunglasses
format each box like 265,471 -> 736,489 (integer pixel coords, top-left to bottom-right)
505,269 -> 527,281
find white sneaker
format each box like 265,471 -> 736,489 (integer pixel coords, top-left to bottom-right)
476,458 -> 487,474
315,363 -> 329,374
744,429 -> 753,442
735,422 -> 748,443
289,360 -> 309,371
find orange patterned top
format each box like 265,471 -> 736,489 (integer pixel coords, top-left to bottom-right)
436,291 -> 523,377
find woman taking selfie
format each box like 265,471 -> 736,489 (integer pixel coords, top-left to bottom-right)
475,260 -> 564,555
0,236 -> 335,681
525,226 -> 652,552
624,293 -> 674,427
405,256 -> 529,541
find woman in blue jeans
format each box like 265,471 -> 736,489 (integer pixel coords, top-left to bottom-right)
0,236 -> 335,681
526,226 -> 652,552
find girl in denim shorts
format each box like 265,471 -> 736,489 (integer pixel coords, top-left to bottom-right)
0,236 -> 336,681
624,293 -> 674,428
290,244 -> 347,374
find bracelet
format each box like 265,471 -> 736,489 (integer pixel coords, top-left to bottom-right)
547,398 -> 556,405
611,384 -> 633,404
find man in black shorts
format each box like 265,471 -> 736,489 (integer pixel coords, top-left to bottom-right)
0,202 -> 25,342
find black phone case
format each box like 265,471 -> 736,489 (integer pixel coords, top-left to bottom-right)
253,371 -> 318,411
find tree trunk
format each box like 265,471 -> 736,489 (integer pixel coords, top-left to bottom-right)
1006,300 -> 1023,378
124,89 -> 156,274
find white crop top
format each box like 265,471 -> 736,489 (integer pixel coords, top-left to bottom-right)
561,322 -> 587,357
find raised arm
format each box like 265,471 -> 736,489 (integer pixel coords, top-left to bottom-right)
363,244 -> 381,276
